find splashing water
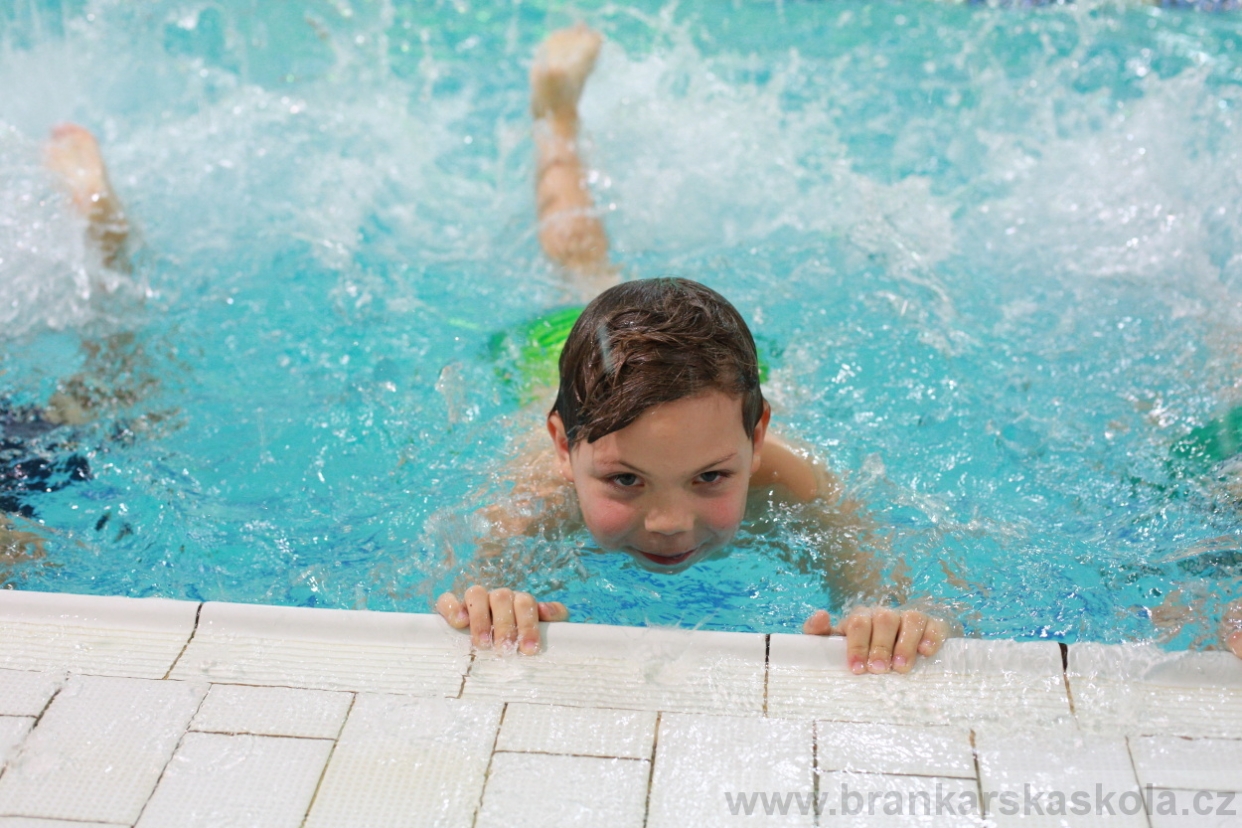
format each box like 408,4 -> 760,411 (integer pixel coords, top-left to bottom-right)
2,0 -> 1242,647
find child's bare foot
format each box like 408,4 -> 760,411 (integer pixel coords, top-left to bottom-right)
530,24 -> 603,122
44,123 -> 129,268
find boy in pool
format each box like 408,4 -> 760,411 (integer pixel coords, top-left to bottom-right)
0,124 -> 130,559
435,25 -> 954,674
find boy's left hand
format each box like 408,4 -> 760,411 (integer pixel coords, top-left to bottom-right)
803,607 -> 951,675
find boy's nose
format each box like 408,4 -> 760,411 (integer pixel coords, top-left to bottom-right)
644,504 -> 694,536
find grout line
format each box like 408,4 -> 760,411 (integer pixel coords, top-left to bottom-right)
469,701 -> 508,828
811,721 -> 820,825
970,728 -> 987,821
0,676 -> 65,784
132,684 -> 211,826
490,749 -> 651,761
1060,643 -> 1077,717
641,711 -> 661,828
189,728 -> 339,741
162,602 -> 203,680
299,692 -> 356,828
763,634 -> 770,718
457,649 -> 476,699
1123,735 -> 1156,828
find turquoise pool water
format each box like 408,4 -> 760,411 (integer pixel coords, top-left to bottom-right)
2,0 -> 1241,645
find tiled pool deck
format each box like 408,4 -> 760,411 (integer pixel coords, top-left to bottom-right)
0,590 -> 1238,827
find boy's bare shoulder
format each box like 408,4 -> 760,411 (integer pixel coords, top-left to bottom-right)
750,434 -> 837,503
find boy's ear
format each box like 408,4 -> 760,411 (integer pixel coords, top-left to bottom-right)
750,402 -> 772,475
547,412 -> 575,480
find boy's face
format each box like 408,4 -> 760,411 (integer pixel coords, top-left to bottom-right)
548,390 -> 769,572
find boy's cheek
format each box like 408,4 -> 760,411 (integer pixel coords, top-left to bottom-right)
703,488 -> 748,534
578,493 -> 636,547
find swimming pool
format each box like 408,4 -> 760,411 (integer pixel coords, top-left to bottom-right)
1,0 -> 1240,646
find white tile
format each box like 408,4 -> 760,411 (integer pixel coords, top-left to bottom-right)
816,721 -> 975,778
135,732 -> 332,828
191,684 -> 353,739
475,752 -> 648,828
497,703 -> 656,759
1148,791 -> 1242,828
463,623 -> 766,716
646,712 -> 814,827
816,771 -> 986,826
0,716 -> 34,766
0,675 -> 206,824
0,820 -> 129,827
1130,736 -> 1242,792
768,636 -> 1070,728
304,694 -> 501,828
1069,644 -> 1242,738
170,603 -> 469,696
0,592 -> 198,678
975,728 -> 1146,827
0,671 -> 63,716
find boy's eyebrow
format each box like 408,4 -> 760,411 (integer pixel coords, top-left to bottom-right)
607,453 -> 739,476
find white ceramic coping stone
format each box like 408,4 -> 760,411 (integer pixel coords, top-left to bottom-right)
815,771 -> 987,827
1128,735 -> 1242,792
190,683 -> 353,739
816,720 -> 976,778
303,693 -> 501,828
0,591 -> 198,679
974,728 -> 1148,828
0,674 -> 206,824
646,712 -> 814,828
169,602 -> 470,696
475,752 -> 649,828
496,702 -> 657,759
768,635 -> 1070,727
1068,643 -> 1242,738
135,732 -> 333,828
0,669 -> 64,716
462,622 -> 766,715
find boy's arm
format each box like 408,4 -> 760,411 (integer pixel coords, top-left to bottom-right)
436,433 -> 573,654
755,434 -> 958,674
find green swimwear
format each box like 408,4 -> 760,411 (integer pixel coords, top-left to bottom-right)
1169,405 -> 1242,477
490,306 -> 773,405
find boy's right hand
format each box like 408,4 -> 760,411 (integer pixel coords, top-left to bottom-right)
1223,599 -> 1242,659
436,585 -> 569,655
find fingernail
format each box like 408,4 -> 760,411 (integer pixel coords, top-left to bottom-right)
868,658 -> 889,674
892,655 -> 907,670
850,658 -> 866,675
919,640 -> 933,654
520,638 -> 539,655
478,632 -> 491,648
455,609 -> 469,625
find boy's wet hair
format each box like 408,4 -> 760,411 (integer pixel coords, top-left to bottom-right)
553,278 -> 765,446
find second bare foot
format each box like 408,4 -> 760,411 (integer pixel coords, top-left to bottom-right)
531,23 -> 603,121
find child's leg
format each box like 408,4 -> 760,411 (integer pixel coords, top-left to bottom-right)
530,24 -> 614,283
44,124 -> 130,271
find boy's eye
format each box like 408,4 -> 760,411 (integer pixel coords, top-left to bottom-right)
699,471 -> 728,484
612,473 -> 640,487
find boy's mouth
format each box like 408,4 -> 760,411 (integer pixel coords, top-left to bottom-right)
637,547 -> 699,566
